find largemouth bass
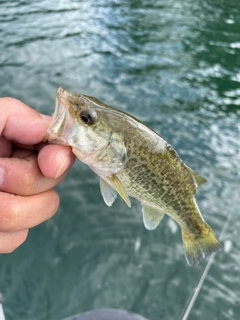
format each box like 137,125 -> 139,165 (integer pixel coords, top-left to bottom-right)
47,87 -> 221,266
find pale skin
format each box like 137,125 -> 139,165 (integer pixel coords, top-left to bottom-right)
0,97 -> 75,253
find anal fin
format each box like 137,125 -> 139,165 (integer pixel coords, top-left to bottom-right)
100,178 -> 118,207
142,202 -> 165,230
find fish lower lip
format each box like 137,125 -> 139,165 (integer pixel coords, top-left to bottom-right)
47,108 -> 68,142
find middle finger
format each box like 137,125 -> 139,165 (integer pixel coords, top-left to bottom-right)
0,152 -> 67,196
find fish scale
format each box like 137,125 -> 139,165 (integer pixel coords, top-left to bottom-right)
47,86 -> 221,266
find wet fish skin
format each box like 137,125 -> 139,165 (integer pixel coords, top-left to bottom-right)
47,87 -> 221,266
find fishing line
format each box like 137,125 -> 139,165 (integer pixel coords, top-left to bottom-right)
0,304 -> 5,320
0,292 -> 5,320
179,191 -> 237,320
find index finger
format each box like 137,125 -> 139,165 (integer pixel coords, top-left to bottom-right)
0,97 -> 51,145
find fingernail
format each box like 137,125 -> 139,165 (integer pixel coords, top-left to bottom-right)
55,158 -> 66,179
40,113 -> 51,121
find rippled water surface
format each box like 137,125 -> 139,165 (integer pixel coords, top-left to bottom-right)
0,1 -> 240,319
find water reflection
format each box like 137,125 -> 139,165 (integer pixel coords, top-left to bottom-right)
0,0 -> 239,320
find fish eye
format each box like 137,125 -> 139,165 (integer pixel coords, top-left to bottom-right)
79,109 -> 96,125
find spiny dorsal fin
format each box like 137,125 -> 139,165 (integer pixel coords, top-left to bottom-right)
109,175 -> 131,207
142,202 -> 165,230
100,178 -> 118,207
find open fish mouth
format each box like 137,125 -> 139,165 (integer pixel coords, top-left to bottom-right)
47,87 -> 74,145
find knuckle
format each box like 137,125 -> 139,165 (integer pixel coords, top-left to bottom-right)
0,200 -> 22,231
22,169 -> 36,194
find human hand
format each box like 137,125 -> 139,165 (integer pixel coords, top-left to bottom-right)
0,97 -> 75,253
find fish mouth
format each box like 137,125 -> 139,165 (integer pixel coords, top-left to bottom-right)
46,87 -> 74,145
54,86 -> 69,120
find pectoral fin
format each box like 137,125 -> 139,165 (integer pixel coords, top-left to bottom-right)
109,175 -> 131,207
142,202 -> 165,230
100,178 -> 118,207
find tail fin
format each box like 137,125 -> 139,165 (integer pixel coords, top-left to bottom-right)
182,222 -> 221,266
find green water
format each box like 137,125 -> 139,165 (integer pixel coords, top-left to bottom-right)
0,0 -> 239,319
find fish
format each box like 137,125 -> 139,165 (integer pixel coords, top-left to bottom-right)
47,86 -> 221,266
